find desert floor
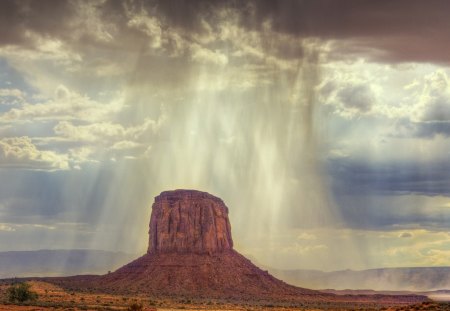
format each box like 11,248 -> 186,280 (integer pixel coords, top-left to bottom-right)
0,281 -> 449,311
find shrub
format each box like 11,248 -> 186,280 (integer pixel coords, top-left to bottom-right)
127,302 -> 143,311
7,282 -> 38,303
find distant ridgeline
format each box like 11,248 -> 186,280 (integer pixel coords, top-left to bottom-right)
269,267 -> 450,292
1,249 -> 449,292
0,249 -> 135,278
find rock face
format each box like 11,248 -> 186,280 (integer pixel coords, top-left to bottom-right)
148,190 -> 233,254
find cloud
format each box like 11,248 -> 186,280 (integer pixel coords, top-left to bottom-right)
337,85 -> 374,114
396,71 -> 450,138
0,136 -> 69,170
0,224 -> 15,232
0,85 -> 123,123
0,81 -> 166,164
111,140 -> 141,150
54,121 -> 127,143
328,156 -> 450,197
326,155 -> 450,231
318,67 -> 450,141
190,44 -> 228,66
0,0 -> 75,46
45,113 -> 165,163
282,243 -> 328,255
53,116 -> 162,147
418,71 -> 450,120
0,79 -> 167,164
2,0 -> 450,67
399,232 -> 413,238
412,122 -> 450,138
383,230 -> 450,267
316,61 -> 393,120
0,88 -> 25,106
126,12 -> 162,49
296,232 -> 317,241
321,81 -> 376,118
246,0 -> 450,64
383,70 -> 450,138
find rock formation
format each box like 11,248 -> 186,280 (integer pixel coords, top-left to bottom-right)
47,190 -> 427,306
148,190 -> 233,254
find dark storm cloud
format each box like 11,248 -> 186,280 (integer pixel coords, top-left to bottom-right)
141,0 -> 228,32
0,0 -> 145,53
327,157 -> 450,230
134,0 -> 450,63
328,157 -> 450,197
414,122 -> 450,138
249,0 -> 450,63
0,0 -> 76,46
0,169 -> 107,224
250,1 -> 447,38
393,119 -> 450,139
0,160 -> 156,224
333,191 -> 450,231
2,0 -> 450,64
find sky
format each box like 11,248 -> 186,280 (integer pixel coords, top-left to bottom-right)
1,0 -> 450,271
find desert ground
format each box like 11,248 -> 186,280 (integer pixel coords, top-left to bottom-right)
0,281 -> 448,311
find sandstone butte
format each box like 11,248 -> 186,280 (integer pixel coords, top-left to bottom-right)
46,190 -> 427,304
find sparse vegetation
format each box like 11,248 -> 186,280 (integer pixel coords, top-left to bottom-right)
127,301 -> 143,311
7,282 -> 38,303
1,279 -> 447,311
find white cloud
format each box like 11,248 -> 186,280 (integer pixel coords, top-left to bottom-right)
0,224 -> 15,232
414,70 -> 450,122
68,147 -> 97,165
0,88 -> 25,106
32,224 -> 56,230
0,85 -> 123,123
54,117 -> 162,145
0,136 -> 69,170
191,44 -> 228,66
48,114 -> 164,163
54,121 -> 126,143
296,232 -> 317,241
318,61 -> 384,119
127,13 -> 162,49
384,230 -> 450,267
320,64 -> 450,123
282,243 -> 328,255
112,140 -> 141,150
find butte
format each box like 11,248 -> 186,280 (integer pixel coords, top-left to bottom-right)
80,190 -> 322,300
47,189 -> 426,305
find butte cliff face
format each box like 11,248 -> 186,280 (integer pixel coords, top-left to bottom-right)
148,190 -> 233,254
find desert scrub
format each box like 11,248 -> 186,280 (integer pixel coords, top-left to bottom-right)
127,302 -> 143,311
7,282 -> 38,303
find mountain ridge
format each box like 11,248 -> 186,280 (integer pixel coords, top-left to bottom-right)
0,249 -> 136,278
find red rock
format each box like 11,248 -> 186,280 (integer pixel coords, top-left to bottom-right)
147,190 -> 233,254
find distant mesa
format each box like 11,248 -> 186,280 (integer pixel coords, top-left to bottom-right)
46,189 -> 427,305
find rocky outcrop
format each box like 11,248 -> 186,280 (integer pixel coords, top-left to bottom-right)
45,189 -> 428,306
148,190 -> 233,254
